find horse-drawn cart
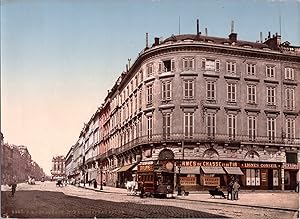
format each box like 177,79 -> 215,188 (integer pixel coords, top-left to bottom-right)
136,163 -> 174,198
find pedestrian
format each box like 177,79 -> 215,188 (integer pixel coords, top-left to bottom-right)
227,180 -> 233,200
232,180 -> 240,200
139,181 -> 145,198
11,176 -> 17,197
93,179 -> 97,189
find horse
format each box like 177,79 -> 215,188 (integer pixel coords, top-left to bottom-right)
125,181 -> 138,195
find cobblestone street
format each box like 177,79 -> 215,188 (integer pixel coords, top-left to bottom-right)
1,182 -> 297,218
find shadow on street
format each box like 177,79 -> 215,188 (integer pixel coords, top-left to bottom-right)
1,190 -> 228,218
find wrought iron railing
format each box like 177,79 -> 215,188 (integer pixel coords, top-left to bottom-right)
107,133 -> 300,155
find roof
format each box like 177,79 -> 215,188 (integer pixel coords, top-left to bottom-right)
163,34 -> 270,50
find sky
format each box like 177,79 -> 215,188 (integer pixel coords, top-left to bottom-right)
1,0 -> 300,175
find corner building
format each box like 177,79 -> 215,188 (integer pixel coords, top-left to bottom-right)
94,30 -> 300,191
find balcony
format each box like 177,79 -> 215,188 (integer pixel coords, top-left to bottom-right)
115,133 -> 300,154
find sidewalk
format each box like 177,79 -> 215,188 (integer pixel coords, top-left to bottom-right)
77,183 -> 127,194
77,183 -> 299,212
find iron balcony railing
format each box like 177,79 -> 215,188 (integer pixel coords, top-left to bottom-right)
112,133 -> 300,155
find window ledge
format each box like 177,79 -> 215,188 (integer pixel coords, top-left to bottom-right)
158,72 -> 175,79
144,76 -> 155,83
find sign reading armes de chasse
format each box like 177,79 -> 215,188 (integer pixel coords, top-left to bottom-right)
178,160 -> 281,169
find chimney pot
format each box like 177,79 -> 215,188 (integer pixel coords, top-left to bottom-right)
197,19 -> 199,35
229,32 -> 237,43
231,21 -> 234,33
146,33 -> 149,48
154,37 -> 160,46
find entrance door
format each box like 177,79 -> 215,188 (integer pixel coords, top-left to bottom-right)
290,171 -> 297,190
268,169 -> 273,190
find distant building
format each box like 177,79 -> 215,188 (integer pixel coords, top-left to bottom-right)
51,155 -> 66,180
65,146 -> 74,180
1,143 -> 45,184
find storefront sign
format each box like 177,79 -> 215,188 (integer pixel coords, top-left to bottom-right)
283,163 -> 299,170
180,177 -> 196,185
138,165 -> 154,172
241,163 -> 279,169
178,161 -> 238,168
202,176 -> 220,187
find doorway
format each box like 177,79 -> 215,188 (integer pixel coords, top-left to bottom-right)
268,169 -> 273,190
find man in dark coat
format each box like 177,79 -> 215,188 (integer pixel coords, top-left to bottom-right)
11,176 -> 17,197
227,180 -> 233,200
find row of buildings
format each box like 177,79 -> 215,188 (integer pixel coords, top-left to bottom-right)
64,21 -> 300,192
1,133 -> 45,184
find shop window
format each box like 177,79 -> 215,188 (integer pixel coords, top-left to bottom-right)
284,171 -> 290,185
246,169 -> 260,186
273,169 -> 279,186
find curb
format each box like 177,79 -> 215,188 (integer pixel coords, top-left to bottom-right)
175,196 -> 298,212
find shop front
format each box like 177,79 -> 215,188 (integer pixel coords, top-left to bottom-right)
283,163 -> 299,190
117,163 -> 137,188
240,162 -> 282,190
175,160 -> 282,191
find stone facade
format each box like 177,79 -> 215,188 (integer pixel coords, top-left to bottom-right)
67,29 -> 300,191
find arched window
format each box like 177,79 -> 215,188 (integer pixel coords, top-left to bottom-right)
158,149 -> 174,160
203,149 -> 219,159
245,150 -> 259,160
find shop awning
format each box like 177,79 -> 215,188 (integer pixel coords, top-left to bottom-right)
175,166 -> 200,174
223,167 -> 244,175
110,167 -> 121,173
201,166 -> 225,174
132,165 -> 138,171
117,164 -> 137,172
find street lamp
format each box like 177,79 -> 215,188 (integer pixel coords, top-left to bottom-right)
100,165 -> 103,191
177,162 -> 182,196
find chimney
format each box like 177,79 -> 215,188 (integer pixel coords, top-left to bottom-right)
146,32 -> 149,48
154,37 -> 160,46
264,33 -> 281,50
128,58 -> 131,69
229,32 -> 237,43
231,20 -> 234,33
260,32 -> 263,43
126,64 -> 128,72
205,28 -> 208,36
197,19 -> 199,35
229,21 -> 237,43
